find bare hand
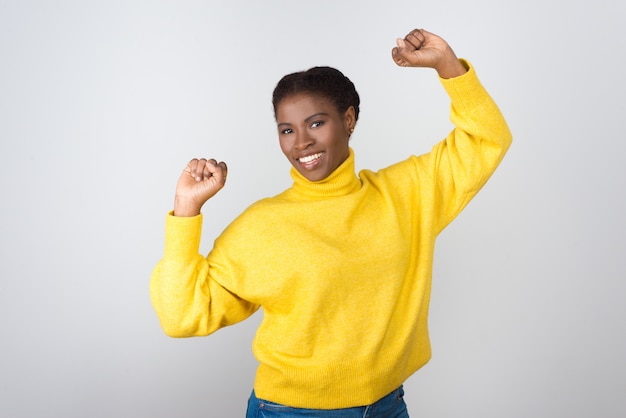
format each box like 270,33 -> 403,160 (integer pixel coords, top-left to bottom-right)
391,29 -> 467,79
173,158 -> 228,217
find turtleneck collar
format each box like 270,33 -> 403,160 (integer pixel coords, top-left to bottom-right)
289,148 -> 361,199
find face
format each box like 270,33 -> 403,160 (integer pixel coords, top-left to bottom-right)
275,93 -> 355,182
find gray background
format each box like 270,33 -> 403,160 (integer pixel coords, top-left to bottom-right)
1,0 -> 624,417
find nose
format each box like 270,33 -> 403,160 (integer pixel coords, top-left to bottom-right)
294,130 -> 314,150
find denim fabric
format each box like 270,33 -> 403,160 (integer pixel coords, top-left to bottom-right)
246,386 -> 409,418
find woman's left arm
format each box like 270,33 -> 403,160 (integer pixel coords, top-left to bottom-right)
393,28 -> 513,231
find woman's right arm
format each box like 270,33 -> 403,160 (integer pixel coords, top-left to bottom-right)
150,158 -> 259,337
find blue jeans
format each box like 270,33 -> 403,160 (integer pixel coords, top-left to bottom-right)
246,386 -> 409,417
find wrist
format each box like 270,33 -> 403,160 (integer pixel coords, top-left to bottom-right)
435,50 -> 467,79
174,195 -> 202,217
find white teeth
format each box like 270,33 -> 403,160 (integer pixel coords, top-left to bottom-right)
299,153 -> 322,163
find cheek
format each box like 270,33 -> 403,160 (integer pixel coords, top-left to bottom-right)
330,132 -> 350,152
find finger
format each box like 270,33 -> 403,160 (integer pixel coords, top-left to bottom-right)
203,159 -> 229,184
206,160 -> 227,183
203,158 -> 218,180
392,52 -> 407,67
218,161 -> 228,182
184,158 -> 197,177
183,158 -> 195,173
187,158 -> 208,181
404,29 -> 425,50
196,158 -> 210,181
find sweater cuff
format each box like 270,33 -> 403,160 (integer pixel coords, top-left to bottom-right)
163,211 -> 203,262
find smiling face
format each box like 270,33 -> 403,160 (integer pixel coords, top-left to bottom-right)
276,93 -> 355,182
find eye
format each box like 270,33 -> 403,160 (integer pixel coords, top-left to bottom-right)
280,128 -> 293,135
310,120 -> 324,129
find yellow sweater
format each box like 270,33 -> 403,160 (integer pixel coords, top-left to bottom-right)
150,62 -> 512,409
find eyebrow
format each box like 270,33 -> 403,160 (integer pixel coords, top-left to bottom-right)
277,112 -> 329,127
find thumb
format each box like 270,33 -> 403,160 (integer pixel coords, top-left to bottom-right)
392,38 -> 414,67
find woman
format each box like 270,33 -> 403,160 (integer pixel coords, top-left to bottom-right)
151,28 -> 512,417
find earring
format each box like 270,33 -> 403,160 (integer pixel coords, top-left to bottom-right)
350,127 -> 354,134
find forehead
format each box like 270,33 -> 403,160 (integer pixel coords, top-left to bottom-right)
275,93 -> 339,121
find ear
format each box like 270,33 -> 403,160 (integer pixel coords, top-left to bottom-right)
343,106 -> 356,134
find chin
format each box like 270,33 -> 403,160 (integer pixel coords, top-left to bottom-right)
302,171 -> 328,182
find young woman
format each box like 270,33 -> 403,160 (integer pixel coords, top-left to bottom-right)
151,28 -> 512,417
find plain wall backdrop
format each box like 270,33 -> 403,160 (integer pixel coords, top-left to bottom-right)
1,0 -> 625,417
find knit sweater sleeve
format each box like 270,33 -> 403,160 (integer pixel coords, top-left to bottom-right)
150,212 -> 259,337
426,60 -> 512,232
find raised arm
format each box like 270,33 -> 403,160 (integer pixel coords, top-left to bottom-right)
392,28 -> 512,231
150,157 -> 259,337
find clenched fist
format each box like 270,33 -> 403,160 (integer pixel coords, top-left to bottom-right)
174,158 -> 228,217
391,28 -> 467,79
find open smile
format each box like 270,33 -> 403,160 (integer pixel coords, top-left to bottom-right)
298,152 -> 323,164
297,152 -> 324,171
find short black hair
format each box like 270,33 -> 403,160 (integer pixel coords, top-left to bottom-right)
272,66 -> 360,122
